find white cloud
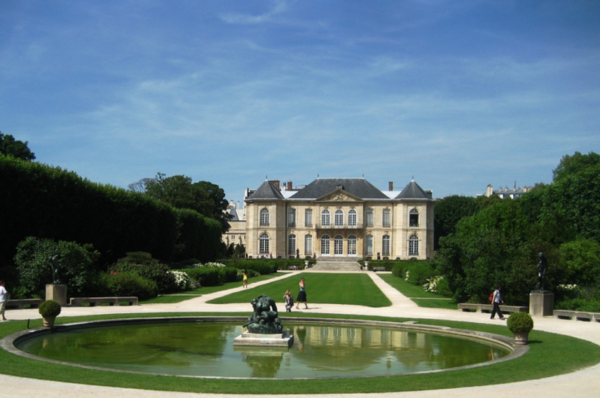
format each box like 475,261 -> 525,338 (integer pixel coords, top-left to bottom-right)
220,0 -> 289,24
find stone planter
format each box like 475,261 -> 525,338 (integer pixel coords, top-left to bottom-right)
42,316 -> 57,328
513,331 -> 529,345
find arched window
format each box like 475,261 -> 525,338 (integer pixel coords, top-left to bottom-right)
305,235 -> 313,255
383,209 -> 391,227
259,233 -> 269,254
366,235 -> 374,255
335,210 -> 344,227
409,208 -> 419,227
260,208 -> 269,226
348,235 -> 357,255
321,234 -> 330,255
366,208 -> 374,227
288,234 -> 296,255
334,235 -> 344,255
348,209 -> 357,227
321,210 -> 330,227
382,235 -> 390,256
409,234 -> 419,256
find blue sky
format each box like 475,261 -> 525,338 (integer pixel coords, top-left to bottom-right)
2,1 -> 599,203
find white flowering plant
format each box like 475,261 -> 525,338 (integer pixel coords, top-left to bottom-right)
169,270 -> 195,291
423,275 -> 444,293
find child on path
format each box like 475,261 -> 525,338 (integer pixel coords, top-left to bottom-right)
284,290 -> 294,312
242,271 -> 248,289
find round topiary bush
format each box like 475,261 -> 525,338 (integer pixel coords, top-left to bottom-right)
38,300 -> 62,318
507,312 -> 534,334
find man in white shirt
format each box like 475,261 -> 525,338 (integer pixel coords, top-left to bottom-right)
0,280 -> 8,321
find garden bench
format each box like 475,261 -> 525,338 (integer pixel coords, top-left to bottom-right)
69,296 -> 138,307
458,303 -> 528,314
372,267 -> 387,272
5,298 -> 44,310
553,309 -> 598,322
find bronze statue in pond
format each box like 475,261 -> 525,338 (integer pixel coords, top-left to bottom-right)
244,294 -> 283,334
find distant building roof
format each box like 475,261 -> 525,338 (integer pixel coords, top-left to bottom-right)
396,180 -> 433,200
246,180 -> 285,200
290,178 -> 389,200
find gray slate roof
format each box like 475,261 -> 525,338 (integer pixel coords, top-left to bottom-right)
396,180 -> 432,200
246,180 -> 285,200
290,178 -> 389,200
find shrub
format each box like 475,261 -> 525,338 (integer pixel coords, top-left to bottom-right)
99,272 -> 158,300
169,270 -> 195,291
183,267 -> 221,287
15,237 -> 100,297
170,258 -> 201,269
38,300 -> 61,317
111,261 -> 176,293
507,312 -> 534,334
218,267 -> 239,283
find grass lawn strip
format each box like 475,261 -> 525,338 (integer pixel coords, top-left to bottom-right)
140,273 -> 285,304
208,272 -> 392,307
1,312 -> 599,394
379,273 -> 458,310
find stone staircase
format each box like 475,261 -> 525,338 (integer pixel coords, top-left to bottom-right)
310,258 -> 361,271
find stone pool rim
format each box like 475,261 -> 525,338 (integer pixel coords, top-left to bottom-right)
1,316 -> 528,380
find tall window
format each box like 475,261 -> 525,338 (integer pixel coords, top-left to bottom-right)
366,209 -> 374,227
366,235 -> 373,255
321,210 -> 330,227
260,208 -> 269,226
382,235 -> 390,256
305,235 -> 313,255
383,209 -> 391,227
288,234 -> 296,255
348,235 -> 357,255
321,234 -> 330,255
334,235 -> 344,255
288,208 -> 296,227
259,233 -> 269,254
348,209 -> 357,227
409,208 -> 419,227
409,234 -> 419,256
335,210 -> 344,227
305,209 -> 313,227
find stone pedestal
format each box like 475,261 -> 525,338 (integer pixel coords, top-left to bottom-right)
45,284 -> 67,306
529,290 -> 554,317
233,331 -> 294,347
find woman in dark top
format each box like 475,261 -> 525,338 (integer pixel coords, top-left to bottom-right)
296,277 -> 308,309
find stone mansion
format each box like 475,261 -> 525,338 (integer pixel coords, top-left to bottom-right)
224,177 -> 435,260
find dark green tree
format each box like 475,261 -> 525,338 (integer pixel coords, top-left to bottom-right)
433,195 -> 478,250
553,151 -> 600,182
0,132 -> 35,161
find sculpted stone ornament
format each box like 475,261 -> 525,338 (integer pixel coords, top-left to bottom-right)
48,255 -> 61,284
243,295 -> 283,334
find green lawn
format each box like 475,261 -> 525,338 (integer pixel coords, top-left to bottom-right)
208,272 -> 392,307
1,312 -> 599,394
379,274 -> 458,310
140,273 -> 284,304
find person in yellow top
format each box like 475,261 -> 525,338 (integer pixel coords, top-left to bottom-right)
242,271 -> 248,289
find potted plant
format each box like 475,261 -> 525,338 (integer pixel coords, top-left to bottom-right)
507,312 -> 534,345
39,300 -> 61,328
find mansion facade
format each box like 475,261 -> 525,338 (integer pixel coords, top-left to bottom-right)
242,177 -> 435,260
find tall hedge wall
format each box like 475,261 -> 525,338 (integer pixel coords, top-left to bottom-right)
0,155 -> 222,265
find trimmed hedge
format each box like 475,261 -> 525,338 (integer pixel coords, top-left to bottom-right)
110,262 -> 176,293
220,259 -> 314,274
182,266 -> 244,287
98,272 -> 158,300
0,155 -> 222,265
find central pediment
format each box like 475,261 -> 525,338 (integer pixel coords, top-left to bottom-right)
316,189 -> 363,202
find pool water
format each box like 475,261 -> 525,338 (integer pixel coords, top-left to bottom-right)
16,322 -> 509,379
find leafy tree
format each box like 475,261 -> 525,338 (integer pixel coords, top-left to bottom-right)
15,237 -> 100,297
128,178 -> 155,193
558,239 -> 600,287
0,132 -> 35,161
434,195 -> 478,250
143,173 -> 231,232
553,151 -> 600,182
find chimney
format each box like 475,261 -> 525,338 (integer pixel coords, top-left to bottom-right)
270,180 -> 280,190
288,181 -> 293,190
389,181 -> 394,191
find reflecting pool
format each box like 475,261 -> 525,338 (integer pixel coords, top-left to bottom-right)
16,321 -> 510,379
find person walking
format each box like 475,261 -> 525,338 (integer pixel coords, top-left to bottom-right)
242,271 -> 248,289
296,277 -> 309,309
490,284 -> 505,320
0,280 -> 8,321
